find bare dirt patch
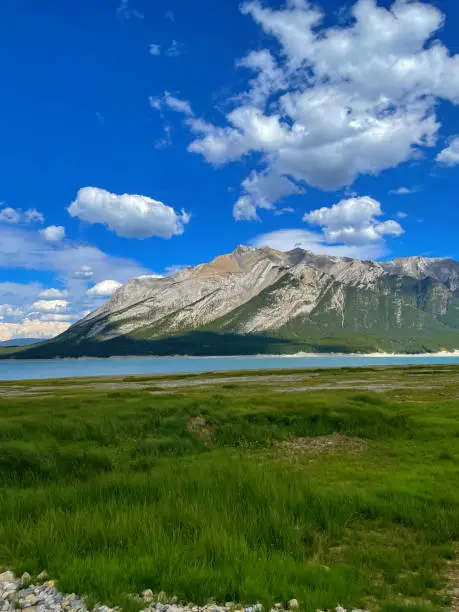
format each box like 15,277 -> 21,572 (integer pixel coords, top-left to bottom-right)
279,433 -> 369,455
445,544 -> 459,612
187,415 -> 213,446
277,383 -> 440,393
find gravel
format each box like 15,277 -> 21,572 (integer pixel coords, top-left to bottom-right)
0,571 -> 368,612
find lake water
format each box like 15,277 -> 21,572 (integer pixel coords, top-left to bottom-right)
1,353 -> 459,381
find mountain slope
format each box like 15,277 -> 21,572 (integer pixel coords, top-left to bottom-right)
0,338 -> 40,347
8,246 -> 459,358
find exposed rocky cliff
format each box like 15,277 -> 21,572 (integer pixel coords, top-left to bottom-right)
11,247 -> 459,358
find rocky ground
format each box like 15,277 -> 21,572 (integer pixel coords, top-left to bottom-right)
0,571 -> 367,612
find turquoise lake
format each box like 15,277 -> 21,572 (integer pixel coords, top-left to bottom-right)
1,353 -> 459,381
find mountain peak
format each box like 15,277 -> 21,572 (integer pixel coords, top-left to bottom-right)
233,245 -> 255,255
13,247 -> 459,359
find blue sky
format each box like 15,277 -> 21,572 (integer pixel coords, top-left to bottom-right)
1,0 -> 459,339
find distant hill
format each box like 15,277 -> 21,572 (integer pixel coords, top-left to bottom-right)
5,246 -> 459,359
0,338 -> 41,347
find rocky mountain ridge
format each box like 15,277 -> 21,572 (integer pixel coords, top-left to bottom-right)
8,247 -> 459,358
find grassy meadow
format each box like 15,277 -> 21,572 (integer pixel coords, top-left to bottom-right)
0,366 -> 458,611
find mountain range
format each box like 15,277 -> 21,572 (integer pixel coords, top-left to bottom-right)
6,246 -> 459,359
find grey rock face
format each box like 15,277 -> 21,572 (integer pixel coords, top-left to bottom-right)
49,248 -> 459,342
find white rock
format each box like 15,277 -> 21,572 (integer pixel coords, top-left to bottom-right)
288,601 -> 298,610
0,573 -> 14,584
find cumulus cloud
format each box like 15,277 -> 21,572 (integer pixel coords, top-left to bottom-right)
0,304 -> 24,318
0,228 -> 150,341
40,225 -> 66,242
0,319 -> 71,342
175,0 -> 459,218
87,280 -> 123,297
31,300 -> 69,313
38,288 -> 68,299
24,209 -> 45,223
304,196 -> 404,246
68,187 -> 190,239
234,170 -> 303,220
233,196 -> 259,221
436,136 -> 459,166
0,206 -> 44,224
251,195 -> 404,259
0,207 -> 20,224
250,229 -> 388,260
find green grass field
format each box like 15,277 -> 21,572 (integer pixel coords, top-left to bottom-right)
0,366 -> 458,611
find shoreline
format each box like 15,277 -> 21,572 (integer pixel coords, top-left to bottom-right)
2,350 -> 459,362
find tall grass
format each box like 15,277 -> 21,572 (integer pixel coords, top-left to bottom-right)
0,371 -> 458,610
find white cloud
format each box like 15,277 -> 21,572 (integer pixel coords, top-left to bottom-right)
273,207 -> 295,216
249,229 -> 388,259
233,196 -> 259,221
149,44 -> 161,56
436,136 -> 459,166
149,40 -> 184,57
0,282 -> 43,305
39,288 -> 68,299
0,319 -> 71,342
154,123 -> 173,149
250,195 -> 404,260
31,300 -> 69,313
0,206 -> 44,224
135,274 -> 165,279
72,265 -> 94,279
149,97 -> 163,111
39,313 -> 79,322
390,187 -> 418,195
0,304 -> 24,318
0,207 -> 20,223
396,211 -> 409,219
164,92 -> 194,116
87,280 -> 123,297
68,187 -> 190,239
304,196 -> 404,245
24,209 -> 45,223
234,170 -> 303,220
0,229 -> 150,339
0,226 -> 148,286
180,0 -> 459,215
116,0 -> 143,20
165,40 -> 184,57
165,10 -> 175,22
40,225 -> 66,242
